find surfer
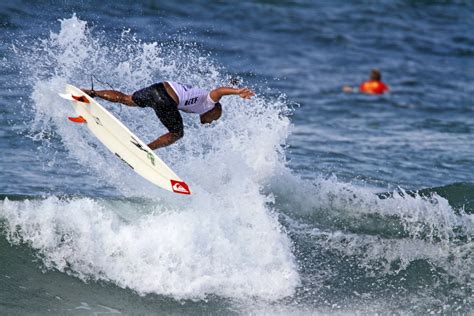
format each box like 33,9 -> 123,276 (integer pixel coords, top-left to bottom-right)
82,82 -> 254,149
343,69 -> 389,95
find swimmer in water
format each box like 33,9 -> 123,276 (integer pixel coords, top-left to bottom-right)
343,69 -> 389,95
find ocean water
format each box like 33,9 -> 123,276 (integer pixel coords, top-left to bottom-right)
0,1 -> 473,314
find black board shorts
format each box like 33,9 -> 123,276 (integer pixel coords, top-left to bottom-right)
131,83 -> 183,134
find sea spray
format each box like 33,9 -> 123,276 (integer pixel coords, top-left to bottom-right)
2,15 -> 300,301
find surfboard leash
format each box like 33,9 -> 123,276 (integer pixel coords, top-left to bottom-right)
90,75 -> 123,114
90,74 -> 115,90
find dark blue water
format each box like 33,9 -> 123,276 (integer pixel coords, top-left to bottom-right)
1,1 -> 473,314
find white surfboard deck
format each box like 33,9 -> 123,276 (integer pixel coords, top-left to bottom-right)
59,84 -> 191,195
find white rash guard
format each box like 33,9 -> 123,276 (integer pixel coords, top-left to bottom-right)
167,82 -> 217,114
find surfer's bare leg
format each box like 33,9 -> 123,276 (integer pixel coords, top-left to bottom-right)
81,89 -> 136,106
147,132 -> 183,150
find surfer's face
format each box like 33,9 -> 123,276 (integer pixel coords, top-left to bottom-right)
200,103 -> 222,124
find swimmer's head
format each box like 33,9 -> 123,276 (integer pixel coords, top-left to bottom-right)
370,69 -> 382,81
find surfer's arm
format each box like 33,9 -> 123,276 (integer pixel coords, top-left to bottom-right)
147,132 -> 183,150
81,89 -> 136,106
209,87 -> 254,102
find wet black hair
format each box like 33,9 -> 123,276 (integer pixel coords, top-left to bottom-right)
200,102 -> 222,124
213,102 -> 222,119
370,69 -> 382,81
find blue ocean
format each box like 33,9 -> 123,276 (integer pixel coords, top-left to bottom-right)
1,1 -> 473,314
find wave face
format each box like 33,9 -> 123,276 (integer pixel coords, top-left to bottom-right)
2,178 -> 473,313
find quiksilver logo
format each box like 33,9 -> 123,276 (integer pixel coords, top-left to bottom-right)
170,180 -> 191,194
173,183 -> 187,192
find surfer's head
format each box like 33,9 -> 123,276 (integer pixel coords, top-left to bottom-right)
200,102 -> 222,124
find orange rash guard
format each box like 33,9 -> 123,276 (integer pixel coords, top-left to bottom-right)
359,80 -> 389,95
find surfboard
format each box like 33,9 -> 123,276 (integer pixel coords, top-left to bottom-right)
59,84 -> 191,195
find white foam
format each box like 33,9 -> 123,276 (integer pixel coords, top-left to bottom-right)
4,15 -> 300,301
270,172 -> 474,282
1,195 -> 299,300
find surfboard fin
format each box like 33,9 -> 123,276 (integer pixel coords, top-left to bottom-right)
71,95 -> 90,103
59,93 -> 90,103
68,116 -> 87,123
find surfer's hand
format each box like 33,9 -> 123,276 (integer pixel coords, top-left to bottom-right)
81,88 -> 96,98
237,88 -> 254,99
